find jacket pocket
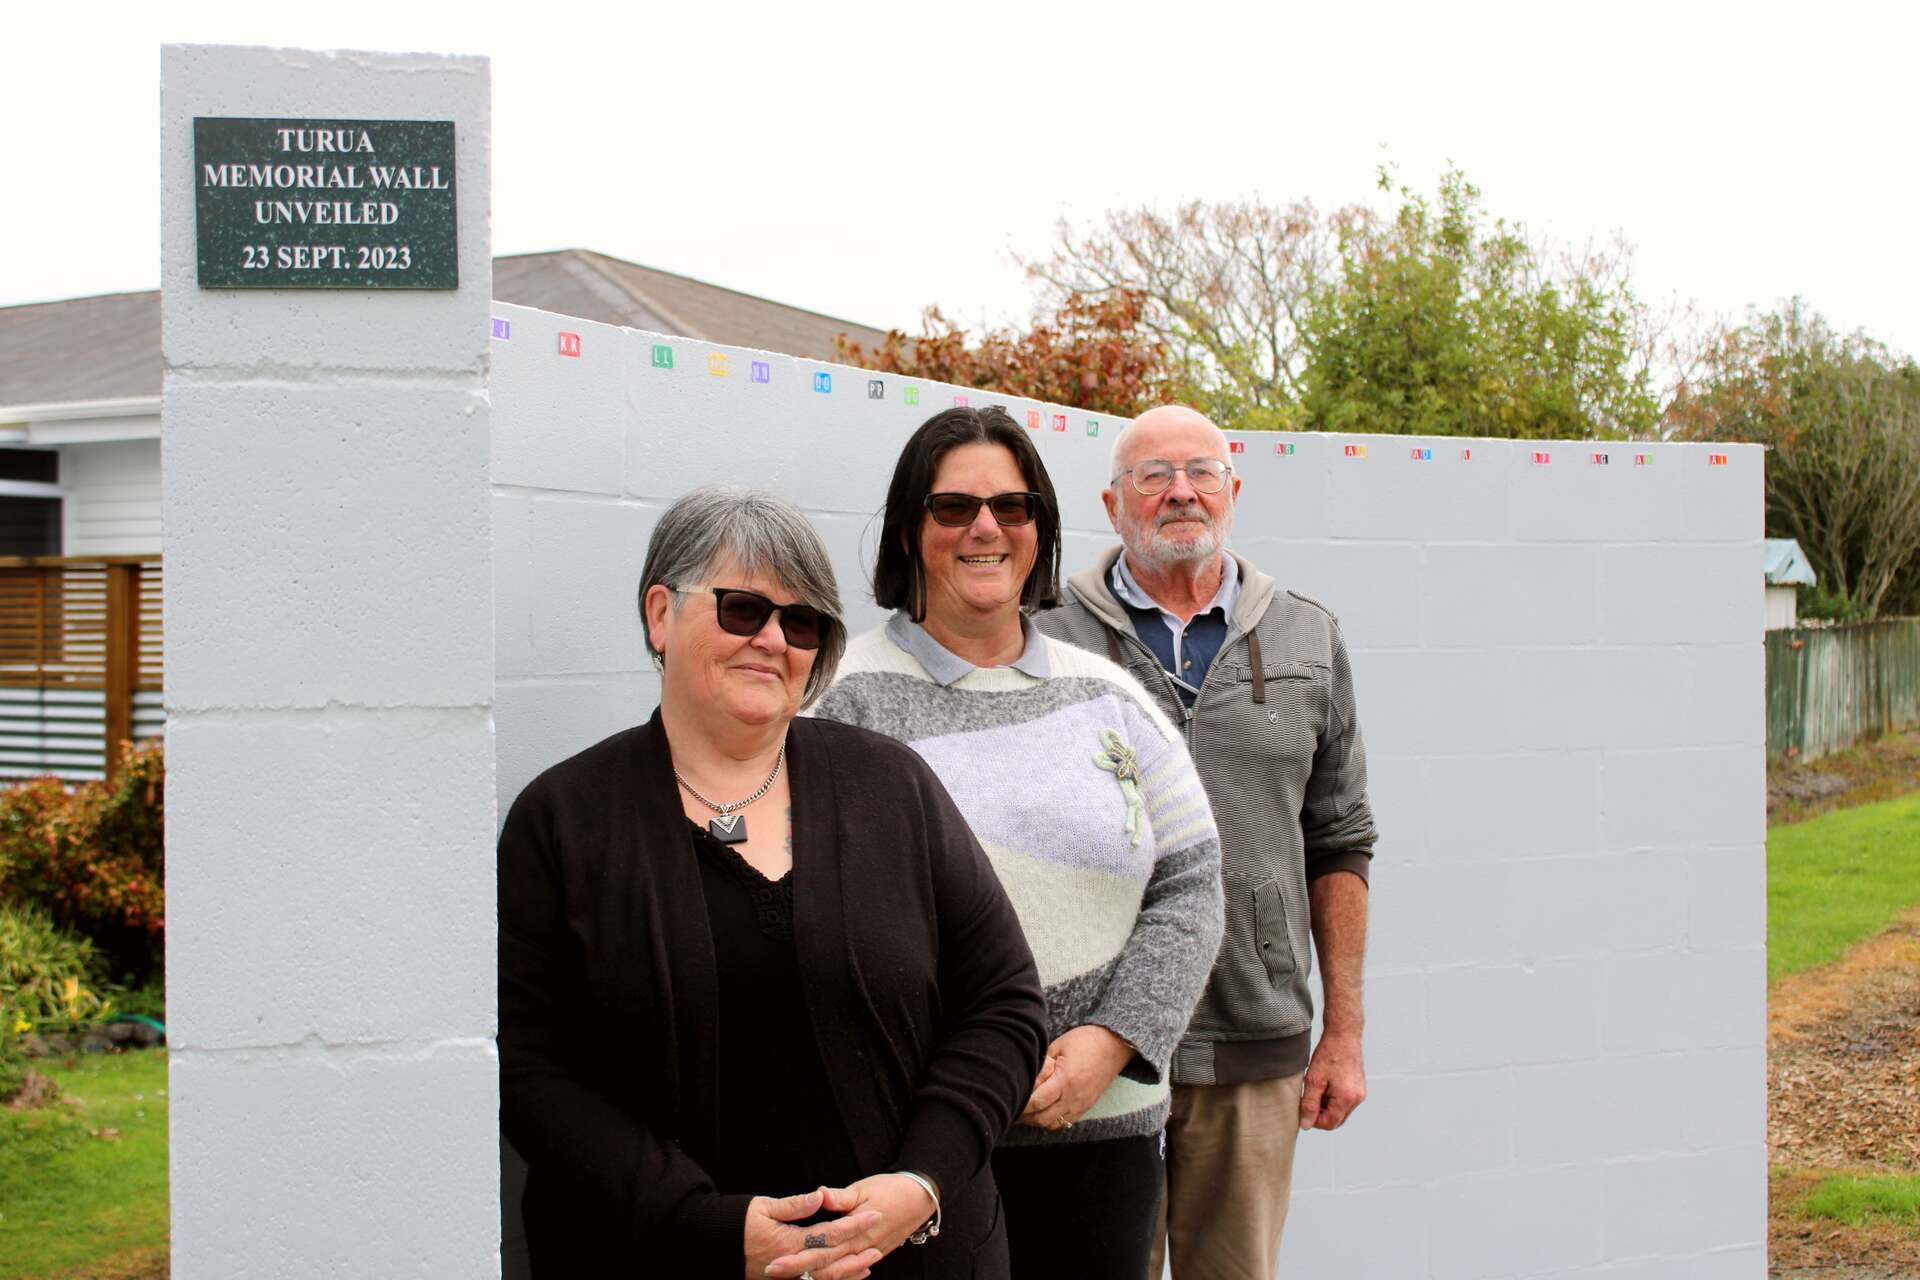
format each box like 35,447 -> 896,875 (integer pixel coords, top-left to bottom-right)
1254,878 -> 1296,983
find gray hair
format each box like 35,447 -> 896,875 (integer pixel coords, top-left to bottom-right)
637,485 -> 846,707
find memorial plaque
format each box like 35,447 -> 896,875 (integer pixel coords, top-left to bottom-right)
194,117 -> 458,289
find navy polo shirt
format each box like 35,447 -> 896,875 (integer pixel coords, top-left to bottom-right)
1106,554 -> 1239,708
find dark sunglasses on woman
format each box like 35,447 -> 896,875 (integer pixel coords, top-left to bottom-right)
678,586 -> 830,650
923,491 -> 1042,528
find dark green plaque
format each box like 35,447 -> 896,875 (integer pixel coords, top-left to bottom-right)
194,118 -> 458,289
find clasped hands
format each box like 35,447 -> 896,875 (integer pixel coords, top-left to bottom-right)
1018,1024 -> 1134,1132
749,1174 -> 934,1280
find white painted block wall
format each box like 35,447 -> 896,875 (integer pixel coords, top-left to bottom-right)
162,45 -> 498,1279
491,314 -> 1765,1279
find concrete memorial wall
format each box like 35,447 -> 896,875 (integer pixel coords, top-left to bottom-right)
492,302 -> 1767,1279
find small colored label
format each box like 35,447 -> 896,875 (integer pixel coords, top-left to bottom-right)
954,395 -> 969,407
1532,451 -> 1551,465
1343,443 -> 1367,458
558,332 -> 581,358
707,352 -> 729,377
1591,452 -> 1609,465
1052,414 -> 1068,432
750,361 -> 770,383
651,344 -> 673,369
490,317 -> 510,341
868,380 -> 885,399
1086,419 -> 1099,437
814,372 -> 832,393
904,385 -> 921,405
1411,447 -> 1432,461
1228,440 -> 1246,454
1461,448 -> 1473,461
1027,410 -> 1042,430
1275,442 -> 1295,456
1709,453 -> 1729,466
1634,453 -> 1652,466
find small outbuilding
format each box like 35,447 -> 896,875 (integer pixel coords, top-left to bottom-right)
1764,538 -> 1817,629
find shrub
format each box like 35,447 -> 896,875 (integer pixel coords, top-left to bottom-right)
0,743 -> 164,984
0,903 -> 112,1033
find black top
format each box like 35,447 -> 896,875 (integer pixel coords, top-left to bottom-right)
498,711 -> 1048,1277
691,823 -> 860,1195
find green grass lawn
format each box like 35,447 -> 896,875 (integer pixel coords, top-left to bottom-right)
0,1049 -> 169,1280
1800,1173 -> 1920,1229
1769,789 -> 1920,983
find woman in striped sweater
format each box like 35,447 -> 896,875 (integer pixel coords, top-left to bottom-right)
813,407 -> 1225,1277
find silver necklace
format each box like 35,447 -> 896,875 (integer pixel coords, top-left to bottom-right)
674,741 -> 785,846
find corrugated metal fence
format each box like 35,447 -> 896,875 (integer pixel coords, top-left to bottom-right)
1767,618 -> 1920,762
0,555 -> 163,782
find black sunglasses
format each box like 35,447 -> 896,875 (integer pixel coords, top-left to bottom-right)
679,586 -> 831,650
923,491 -> 1042,528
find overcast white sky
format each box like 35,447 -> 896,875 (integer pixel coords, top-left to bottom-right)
3,1 -> 1915,356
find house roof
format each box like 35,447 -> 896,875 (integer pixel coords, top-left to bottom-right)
1764,538 -> 1818,587
0,250 -> 890,412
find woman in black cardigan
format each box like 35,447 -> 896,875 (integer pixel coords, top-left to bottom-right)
499,486 -> 1048,1279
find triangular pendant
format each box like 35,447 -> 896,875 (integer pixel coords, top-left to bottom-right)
708,814 -> 747,845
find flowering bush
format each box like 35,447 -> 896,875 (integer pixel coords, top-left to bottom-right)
0,743 -> 165,983
0,903 -> 110,1032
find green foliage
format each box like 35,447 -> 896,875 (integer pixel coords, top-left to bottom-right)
1299,169 -> 1659,439
1768,789 -> 1920,982
0,743 -> 165,984
0,902 -> 112,1033
1670,301 -> 1920,619
1799,583 -> 1873,624
0,1048 -> 171,1275
1798,1173 -> 1920,1229
0,1014 -> 24,1104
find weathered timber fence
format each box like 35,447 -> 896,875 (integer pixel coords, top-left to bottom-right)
0,555 -> 163,782
1767,618 -> 1920,762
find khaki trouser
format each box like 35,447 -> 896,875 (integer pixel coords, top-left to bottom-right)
1150,1073 -> 1305,1280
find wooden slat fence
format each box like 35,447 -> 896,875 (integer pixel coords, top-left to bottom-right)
1766,618 -> 1920,763
0,555 -> 162,782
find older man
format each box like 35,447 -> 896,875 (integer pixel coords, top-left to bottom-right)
1035,405 -> 1375,1279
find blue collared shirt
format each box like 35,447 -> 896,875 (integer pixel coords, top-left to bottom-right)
1107,553 -> 1239,708
886,611 -> 1052,686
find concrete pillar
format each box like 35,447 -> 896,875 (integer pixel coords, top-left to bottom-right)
160,45 -> 496,1277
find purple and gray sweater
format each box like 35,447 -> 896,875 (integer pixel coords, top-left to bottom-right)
813,614 -> 1225,1145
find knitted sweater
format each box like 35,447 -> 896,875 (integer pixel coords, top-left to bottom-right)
813,614 -> 1225,1146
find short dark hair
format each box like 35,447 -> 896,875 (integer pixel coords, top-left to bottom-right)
873,406 -> 1063,619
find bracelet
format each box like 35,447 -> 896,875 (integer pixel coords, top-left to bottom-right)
887,1170 -> 941,1244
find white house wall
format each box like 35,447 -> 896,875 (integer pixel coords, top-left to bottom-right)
60,437 -> 162,555
490,302 -> 1767,1279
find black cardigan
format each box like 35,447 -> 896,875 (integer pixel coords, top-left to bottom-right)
499,710 -> 1048,1276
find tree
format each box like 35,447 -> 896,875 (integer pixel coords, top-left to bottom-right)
1299,169 -> 1661,439
1668,300 -> 1920,618
834,289 -> 1170,418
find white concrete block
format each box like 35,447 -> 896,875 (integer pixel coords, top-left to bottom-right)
1677,444 -> 1764,543
160,46 -> 490,377
1511,1053 -> 1697,1168
493,491 -> 535,677
165,381 -> 492,710
1330,1070 -> 1513,1187
1231,433 -> 1332,541
1603,748 -> 1764,851
1686,845 -> 1767,951
1430,1164 -> 1609,1279
1600,1145 -> 1766,1262
1272,540 -> 1423,648
1602,947 -> 1765,1055
1505,852 -> 1685,962
526,496 -> 656,675
1324,436 -> 1510,543
1424,543 -> 1601,647
1425,753 -> 1604,863
170,1040 -> 498,1279
1427,961 -> 1602,1070
1578,1244 -> 1767,1279
1361,968 -> 1426,1074
1351,649 -> 1519,757
1507,646 -> 1614,752
1686,1045 -> 1766,1152
494,673 -> 661,826
1361,754 -> 1426,869
1600,543 -> 1765,645
489,306 -> 630,495
1509,443 -> 1632,543
1599,644 -> 1764,751
166,711 -> 495,1050
1280,1185 -> 1430,1280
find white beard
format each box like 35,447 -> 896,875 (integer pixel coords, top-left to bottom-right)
1122,499 -> 1233,570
